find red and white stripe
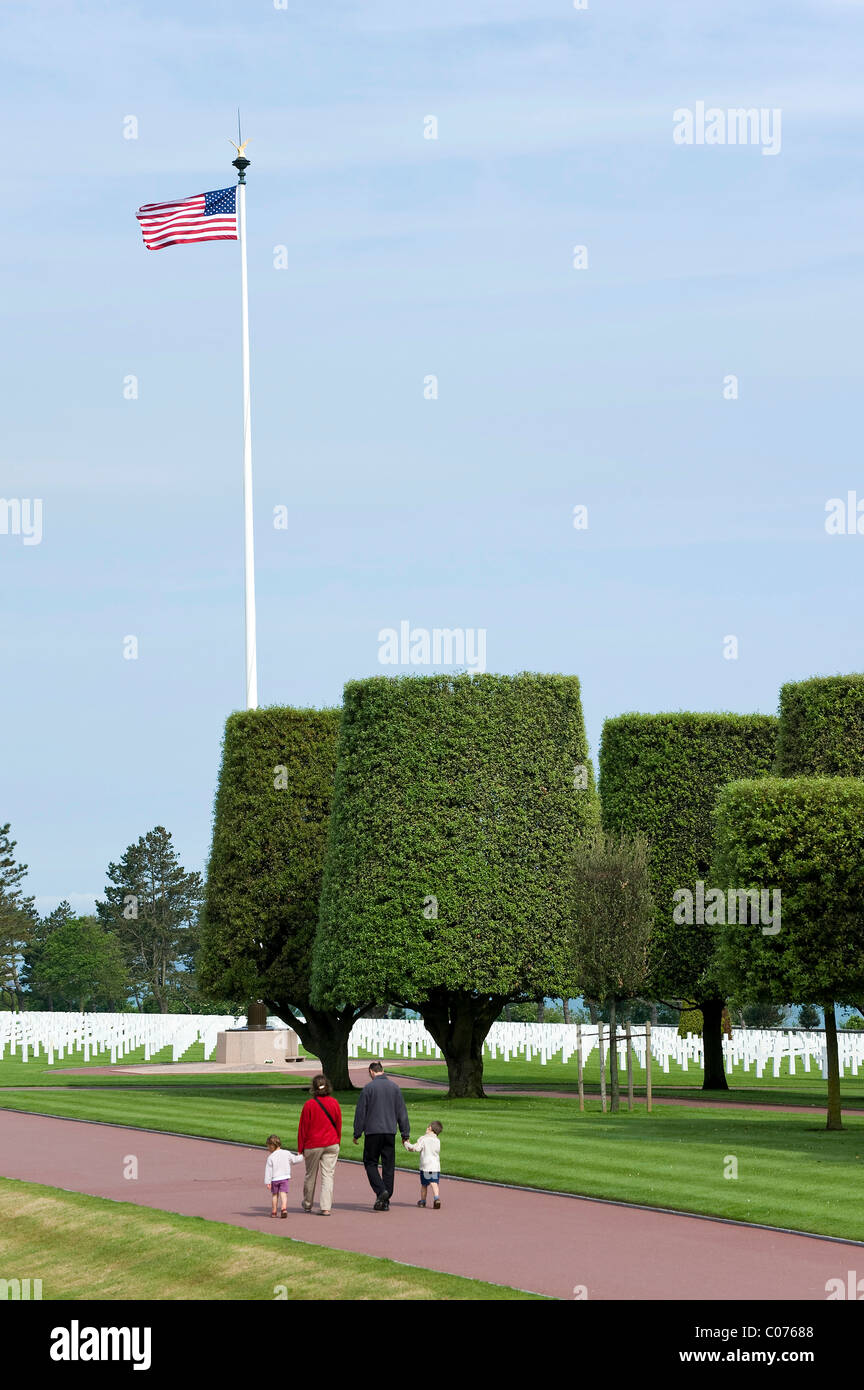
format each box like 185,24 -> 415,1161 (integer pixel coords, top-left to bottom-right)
136,193 -> 237,251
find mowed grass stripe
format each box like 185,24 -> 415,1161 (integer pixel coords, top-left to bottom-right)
0,1178 -> 540,1301
1,1086 -> 863,1241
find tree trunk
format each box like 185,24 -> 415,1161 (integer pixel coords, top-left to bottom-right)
651,1001 -> 658,1026
562,998 -> 571,1024
269,1002 -> 359,1092
536,999 -> 545,1024
586,997 -> 599,1025
824,1001 -> 843,1131
421,990 -> 505,1098
699,995 -> 729,1091
608,997 -> 619,1112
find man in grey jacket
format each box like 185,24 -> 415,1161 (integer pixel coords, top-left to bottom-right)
353,1061 -> 411,1210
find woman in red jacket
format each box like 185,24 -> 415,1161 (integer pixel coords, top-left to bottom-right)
297,1074 -> 342,1215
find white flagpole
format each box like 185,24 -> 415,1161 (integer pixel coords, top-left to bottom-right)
232,147 -> 257,710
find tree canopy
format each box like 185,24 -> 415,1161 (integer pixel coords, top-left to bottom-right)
37,916 -> 129,1011
598,711 -> 778,1088
713,776 -> 864,1128
312,672 -> 599,1095
775,674 -> 864,776
198,705 -> 365,1087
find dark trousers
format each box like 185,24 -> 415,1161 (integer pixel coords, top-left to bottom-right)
362,1132 -> 396,1199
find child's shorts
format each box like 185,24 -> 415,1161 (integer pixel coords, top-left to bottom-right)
419,1171 -> 441,1187
270,1179 -> 291,1194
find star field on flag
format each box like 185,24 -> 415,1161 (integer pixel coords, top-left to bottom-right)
136,187 -> 238,251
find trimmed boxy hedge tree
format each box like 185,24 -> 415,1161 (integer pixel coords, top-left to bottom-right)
599,712 -> 778,1090
776,674 -> 864,776
712,777 -> 864,1130
312,673 -> 599,1098
198,706 -> 368,1090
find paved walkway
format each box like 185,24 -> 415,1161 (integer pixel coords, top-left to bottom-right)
1,1109 -> 858,1300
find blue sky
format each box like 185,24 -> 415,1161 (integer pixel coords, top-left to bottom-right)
2,0 -> 863,913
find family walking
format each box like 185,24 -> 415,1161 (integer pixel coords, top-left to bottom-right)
263,1062 -> 443,1216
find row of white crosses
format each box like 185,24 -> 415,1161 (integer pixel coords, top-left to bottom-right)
347,1018 -> 654,1069
0,1012 -> 242,1065
1,1012 -> 861,1080
348,1017 -> 442,1060
346,1017 -> 864,1080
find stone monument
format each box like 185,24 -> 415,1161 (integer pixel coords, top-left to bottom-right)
213,1000 -> 300,1065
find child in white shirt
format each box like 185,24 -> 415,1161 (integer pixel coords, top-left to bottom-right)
264,1133 -> 303,1218
403,1120 -> 443,1209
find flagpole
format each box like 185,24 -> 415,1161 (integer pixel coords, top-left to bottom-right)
232,148 -> 257,710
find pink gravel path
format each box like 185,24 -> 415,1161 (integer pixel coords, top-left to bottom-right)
1,1109 -> 859,1301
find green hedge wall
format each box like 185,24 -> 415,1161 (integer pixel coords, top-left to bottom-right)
712,777 -> 864,1005
598,712 -> 778,998
775,674 -> 864,776
198,705 -> 341,1006
312,672 -> 599,1008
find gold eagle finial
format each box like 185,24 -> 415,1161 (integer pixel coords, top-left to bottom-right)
229,138 -> 251,157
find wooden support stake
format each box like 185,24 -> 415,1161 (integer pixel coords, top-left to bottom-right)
645,1020 -> 653,1113
598,1022 -> 607,1114
576,1021 -> 584,1112
626,1022 -> 634,1111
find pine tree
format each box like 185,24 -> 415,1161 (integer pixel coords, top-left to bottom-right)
97,827 -> 202,1013
0,823 -> 37,1010
23,899 -> 75,1009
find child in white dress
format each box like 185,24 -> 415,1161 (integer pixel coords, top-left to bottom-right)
264,1133 -> 303,1218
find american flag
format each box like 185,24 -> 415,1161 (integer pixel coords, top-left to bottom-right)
136,187 -> 238,251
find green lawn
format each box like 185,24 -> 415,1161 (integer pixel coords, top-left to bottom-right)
4,1040 -> 863,1116
3,1083 -> 864,1241
5,1040 -> 864,1108
0,1177 -> 537,1300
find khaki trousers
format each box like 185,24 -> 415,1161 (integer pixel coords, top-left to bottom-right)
303,1145 -> 340,1211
